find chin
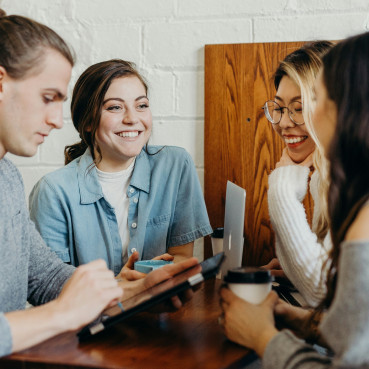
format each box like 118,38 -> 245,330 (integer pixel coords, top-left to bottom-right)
287,150 -> 310,164
11,147 -> 38,158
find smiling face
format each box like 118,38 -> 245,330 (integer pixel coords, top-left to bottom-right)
94,76 -> 152,172
312,70 -> 337,156
273,76 -> 316,163
0,49 -> 72,159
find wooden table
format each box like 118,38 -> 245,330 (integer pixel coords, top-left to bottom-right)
1,279 -> 256,369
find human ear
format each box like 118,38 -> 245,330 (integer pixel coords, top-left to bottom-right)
0,66 -> 7,99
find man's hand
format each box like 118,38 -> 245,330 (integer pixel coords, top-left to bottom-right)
55,259 -> 123,330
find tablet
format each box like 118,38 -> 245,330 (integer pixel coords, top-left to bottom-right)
77,252 -> 225,341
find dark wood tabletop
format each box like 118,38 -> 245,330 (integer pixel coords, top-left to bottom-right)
0,279 -> 256,369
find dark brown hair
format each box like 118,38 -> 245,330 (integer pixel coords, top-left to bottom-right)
65,59 -> 148,165
0,8 -> 74,79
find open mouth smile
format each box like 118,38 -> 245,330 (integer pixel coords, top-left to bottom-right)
116,131 -> 140,138
284,135 -> 308,145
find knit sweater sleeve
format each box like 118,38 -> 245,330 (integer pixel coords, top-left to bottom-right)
268,165 -> 330,307
262,240 -> 369,368
0,314 -> 12,357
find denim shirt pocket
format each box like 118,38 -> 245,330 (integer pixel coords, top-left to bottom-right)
146,213 -> 171,228
143,213 -> 171,258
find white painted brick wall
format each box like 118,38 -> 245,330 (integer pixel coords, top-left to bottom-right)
2,0 -> 369,260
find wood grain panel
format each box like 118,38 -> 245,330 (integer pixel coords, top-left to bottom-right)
205,41 -> 311,266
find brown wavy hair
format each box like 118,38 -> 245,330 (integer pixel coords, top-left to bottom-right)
309,32 -> 369,327
65,59 -> 148,165
0,8 -> 74,79
323,32 -> 369,309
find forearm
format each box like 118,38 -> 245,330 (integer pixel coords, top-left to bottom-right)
5,300 -> 69,354
168,242 -> 194,263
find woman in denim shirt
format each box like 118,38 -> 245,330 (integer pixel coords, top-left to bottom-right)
29,59 -> 212,276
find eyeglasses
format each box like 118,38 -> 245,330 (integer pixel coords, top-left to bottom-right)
263,100 -> 304,125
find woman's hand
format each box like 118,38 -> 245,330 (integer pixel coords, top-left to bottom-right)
260,257 -> 286,279
55,259 -> 123,331
276,148 -> 314,169
220,288 -> 279,357
274,299 -> 312,338
152,253 -> 175,261
118,252 -> 175,282
121,257 -> 200,310
117,251 -> 146,281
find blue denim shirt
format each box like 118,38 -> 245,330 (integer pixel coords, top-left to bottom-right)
29,146 -> 212,275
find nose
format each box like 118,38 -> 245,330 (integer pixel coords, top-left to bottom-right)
123,108 -> 139,125
278,108 -> 295,129
46,105 -> 64,130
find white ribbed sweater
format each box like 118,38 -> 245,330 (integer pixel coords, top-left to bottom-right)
268,165 -> 332,307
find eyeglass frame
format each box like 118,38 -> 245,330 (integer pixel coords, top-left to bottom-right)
262,100 -> 305,126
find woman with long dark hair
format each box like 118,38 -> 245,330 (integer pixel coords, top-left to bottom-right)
220,31 -> 369,368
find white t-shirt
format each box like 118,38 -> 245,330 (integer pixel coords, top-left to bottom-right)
96,160 -> 135,262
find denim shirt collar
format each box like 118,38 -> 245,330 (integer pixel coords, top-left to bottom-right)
130,149 -> 151,193
77,148 -> 151,204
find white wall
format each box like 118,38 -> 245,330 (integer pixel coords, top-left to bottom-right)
2,0 -> 369,259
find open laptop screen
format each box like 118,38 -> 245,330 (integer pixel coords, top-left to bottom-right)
220,181 -> 246,277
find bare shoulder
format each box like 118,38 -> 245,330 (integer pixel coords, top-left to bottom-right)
345,204 -> 369,241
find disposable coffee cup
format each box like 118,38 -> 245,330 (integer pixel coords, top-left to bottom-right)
211,227 -> 224,279
224,267 -> 273,304
211,227 -> 224,255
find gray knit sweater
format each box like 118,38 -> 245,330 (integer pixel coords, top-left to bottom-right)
0,158 -> 74,357
263,240 -> 369,368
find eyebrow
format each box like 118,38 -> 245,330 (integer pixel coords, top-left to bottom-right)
103,95 -> 148,104
275,95 -> 301,103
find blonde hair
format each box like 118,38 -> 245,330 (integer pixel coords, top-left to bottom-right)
274,41 -> 334,240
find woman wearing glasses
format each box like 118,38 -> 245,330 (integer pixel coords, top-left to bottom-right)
262,41 -> 334,307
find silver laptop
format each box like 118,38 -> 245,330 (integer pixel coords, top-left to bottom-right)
220,181 -> 246,277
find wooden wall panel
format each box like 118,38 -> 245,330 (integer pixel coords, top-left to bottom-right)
204,42 -> 310,266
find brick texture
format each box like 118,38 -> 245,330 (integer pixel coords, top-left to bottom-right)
2,0 -> 369,259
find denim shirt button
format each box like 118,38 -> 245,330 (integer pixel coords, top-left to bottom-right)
129,187 -> 135,194
131,222 -> 137,229
131,248 -> 137,253
133,197 -> 138,204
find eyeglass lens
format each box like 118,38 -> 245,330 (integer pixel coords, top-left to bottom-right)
264,101 -> 304,125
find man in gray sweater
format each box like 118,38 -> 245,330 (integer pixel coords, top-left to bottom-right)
0,10 -> 197,358
0,11 -> 126,357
